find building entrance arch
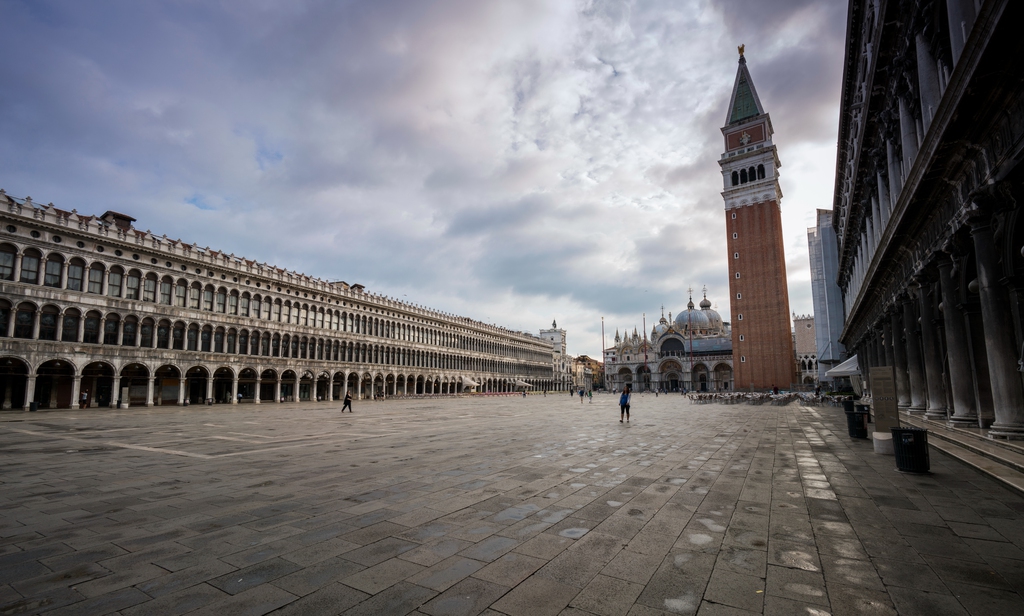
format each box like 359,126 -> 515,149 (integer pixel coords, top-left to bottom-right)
36,359 -> 75,409
185,366 -> 209,404
155,365 -> 181,405
120,363 -> 150,407
0,357 -> 29,410
213,368 -> 234,404
81,362 -> 115,408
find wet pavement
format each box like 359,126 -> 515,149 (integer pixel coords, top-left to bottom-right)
2,393 -> 1024,615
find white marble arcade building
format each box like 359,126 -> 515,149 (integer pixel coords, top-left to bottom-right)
0,191 -> 557,411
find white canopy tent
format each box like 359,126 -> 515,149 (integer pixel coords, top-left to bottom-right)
462,377 -> 480,388
825,355 -> 860,378
514,380 -> 534,388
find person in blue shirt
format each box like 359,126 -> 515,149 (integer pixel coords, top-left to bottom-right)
619,385 -> 632,423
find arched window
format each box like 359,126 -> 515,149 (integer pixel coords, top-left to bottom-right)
262,299 -> 271,320
250,331 -> 260,355
143,273 -> 157,302
175,279 -> 187,306
748,166 -> 756,181
739,169 -> 748,184
215,288 -> 226,313
20,249 -> 41,284
125,270 -> 141,300
272,299 -> 281,322
104,314 -> 120,345
757,164 -> 765,179
228,291 -> 238,315
187,324 -> 199,351
214,327 -> 224,353
62,309 -> 81,343
252,295 -> 262,319
66,258 -> 85,291
272,333 -> 280,357
203,285 -> 214,311
0,244 -> 15,280
240,293 -> 250,317
172,322 -> 185,350
238,330 -> 249,355
281,334 -> 291,358
39,306 -> 59,340
227,328 -> 237,353
83,311 -> 101,344
291,336 -> 299,357
88,264 -> 104,294
122,317 -> 137,346
43,253 -> 63,288
189,282 -> 202,309
157,320 -> 171,349
261,333 -> 270,356
160,277 -> 173,305
731,171 -> 739,186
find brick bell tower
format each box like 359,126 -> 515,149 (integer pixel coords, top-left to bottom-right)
719,46 -> 795,390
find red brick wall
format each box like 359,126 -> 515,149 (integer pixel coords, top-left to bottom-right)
726,200 -> 796,389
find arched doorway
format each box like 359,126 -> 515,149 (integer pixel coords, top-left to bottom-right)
155,365 -> 181,405
238,369 -> 258,402
332,372 -> 345,400
299,371 -> 314,401
260,369 -> 277,402
636,366 -> 651,392
185,366 -> 209,404
660,361 -> 682,392
713,364 -> 733,391
374,375 -> 385,399
692,364 -> 710,392
280,370 -> 297,402
0,357 -> 29,410
347,372 -> 359,399
316,372 -> 330,401
81,362 -> 115,408
213,368 -> 234,403
36,360 -> 75,408
120,363 -> 150,407
416,375 -> 425,395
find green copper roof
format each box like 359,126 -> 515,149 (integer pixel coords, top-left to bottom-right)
729,73 -> 759,123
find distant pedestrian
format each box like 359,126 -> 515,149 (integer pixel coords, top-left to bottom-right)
342,391 -> 353,412
237,392 -> 243,403
579,389 -> 585,404
587,391 -> 592,403
80,391 -> 88,408
619,385 -> 631,423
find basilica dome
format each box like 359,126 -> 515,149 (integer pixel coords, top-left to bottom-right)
673,293 -> 725,334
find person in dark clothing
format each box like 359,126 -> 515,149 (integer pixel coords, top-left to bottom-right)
342,391 -> 353,412
619,385 -> 632,423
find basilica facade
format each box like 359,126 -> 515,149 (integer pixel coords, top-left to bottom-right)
603,292 -> 733,392
0,191 -> 558,411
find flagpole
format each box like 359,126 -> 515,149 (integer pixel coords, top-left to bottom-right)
642,312 -> 649,392
601,317 -> 606,391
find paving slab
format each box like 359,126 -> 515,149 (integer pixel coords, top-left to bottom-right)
4,398 -> 1024,614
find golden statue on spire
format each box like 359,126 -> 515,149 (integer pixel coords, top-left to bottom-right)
738,44 -> 745,57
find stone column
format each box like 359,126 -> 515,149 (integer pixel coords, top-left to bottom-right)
969,210 -> 1024,438
887,140 -> 902,203
31,311 -> 40,340
55,311 -> 64,342
13,253 -> 22,283
937,257 -> 978,425
23,375 -> 36,411
899,98 -> 919,173
205,377 -> 213,403
115,321 -> 123,346
946,0 -> 977,65
230,376 -> 238,404
888,306 -> 913,407
903,297 -> 927,413
178,378 -> 186,405
111,376 -> 121,408
70,375 -> 81,409
145,377 -> 155,407
6,311 -> 15,338
275,379 -> 282,403
918,280 -> 947,420
916,33 -> 941,130
882,317 -> 895,367
60,261 -> 68,289
254,377 -> 261,404
327,378 -> 334,402
341,375 -> 348,400
294,377 -> 300,402
77,317 -> 84,343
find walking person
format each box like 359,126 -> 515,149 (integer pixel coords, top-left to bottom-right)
619,385 -> 631,423
587,391 -> 592,403
342,391 -> 353,413
579,388 -> 584,404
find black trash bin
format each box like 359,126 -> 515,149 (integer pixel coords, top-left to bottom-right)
29,401 -> 38,412
856,403 -> 872,424
842,399 -> 855,413
891,427 -> 930,473
845,407 -> 869,439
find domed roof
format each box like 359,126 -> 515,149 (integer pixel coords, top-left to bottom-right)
673,290 -> 724,334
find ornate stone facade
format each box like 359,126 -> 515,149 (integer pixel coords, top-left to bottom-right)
0,192 -> 557,411
834,0 -> 1024,437
603,293 -> 733,392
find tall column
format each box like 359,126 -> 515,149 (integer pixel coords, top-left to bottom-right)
145,376 -> 155,407
116,321 -> 123,346
231,377 -> 238,404
903,297 -> 927,413
59,261 -> 68,289
946,0 -> 977,65
938,257 -> 978,425
55,311 -> 64,342
916,33 -> 941,130
294,377 -> 300,402
111,376 -> 121,408
31,311 -> 40,340
341,374 -> 348,400
275,379 -> 282,403
70,375 -> 81,409
205,377 -> 213,403
327,378 -> 334,402
178,378 -> 186,405
918,279 -> 947,420
6,310 -> 14,338
882,317 -> 895,367
887,140 -> 902,203
23,375 -> 36,411
899,98 -> 919,174
969,211 -> 1024,438
254,377 -> 262,404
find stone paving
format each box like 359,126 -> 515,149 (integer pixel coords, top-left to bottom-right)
2,394 -> 1024,616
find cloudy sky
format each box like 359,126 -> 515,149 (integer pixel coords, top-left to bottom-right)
0,0 -> 846,358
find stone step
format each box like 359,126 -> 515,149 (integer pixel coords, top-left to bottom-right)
900,413 -> 1024,494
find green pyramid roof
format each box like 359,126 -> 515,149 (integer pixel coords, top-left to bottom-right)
729,74 -> 759,123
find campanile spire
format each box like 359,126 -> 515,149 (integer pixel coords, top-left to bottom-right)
718,48 -> 795,390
